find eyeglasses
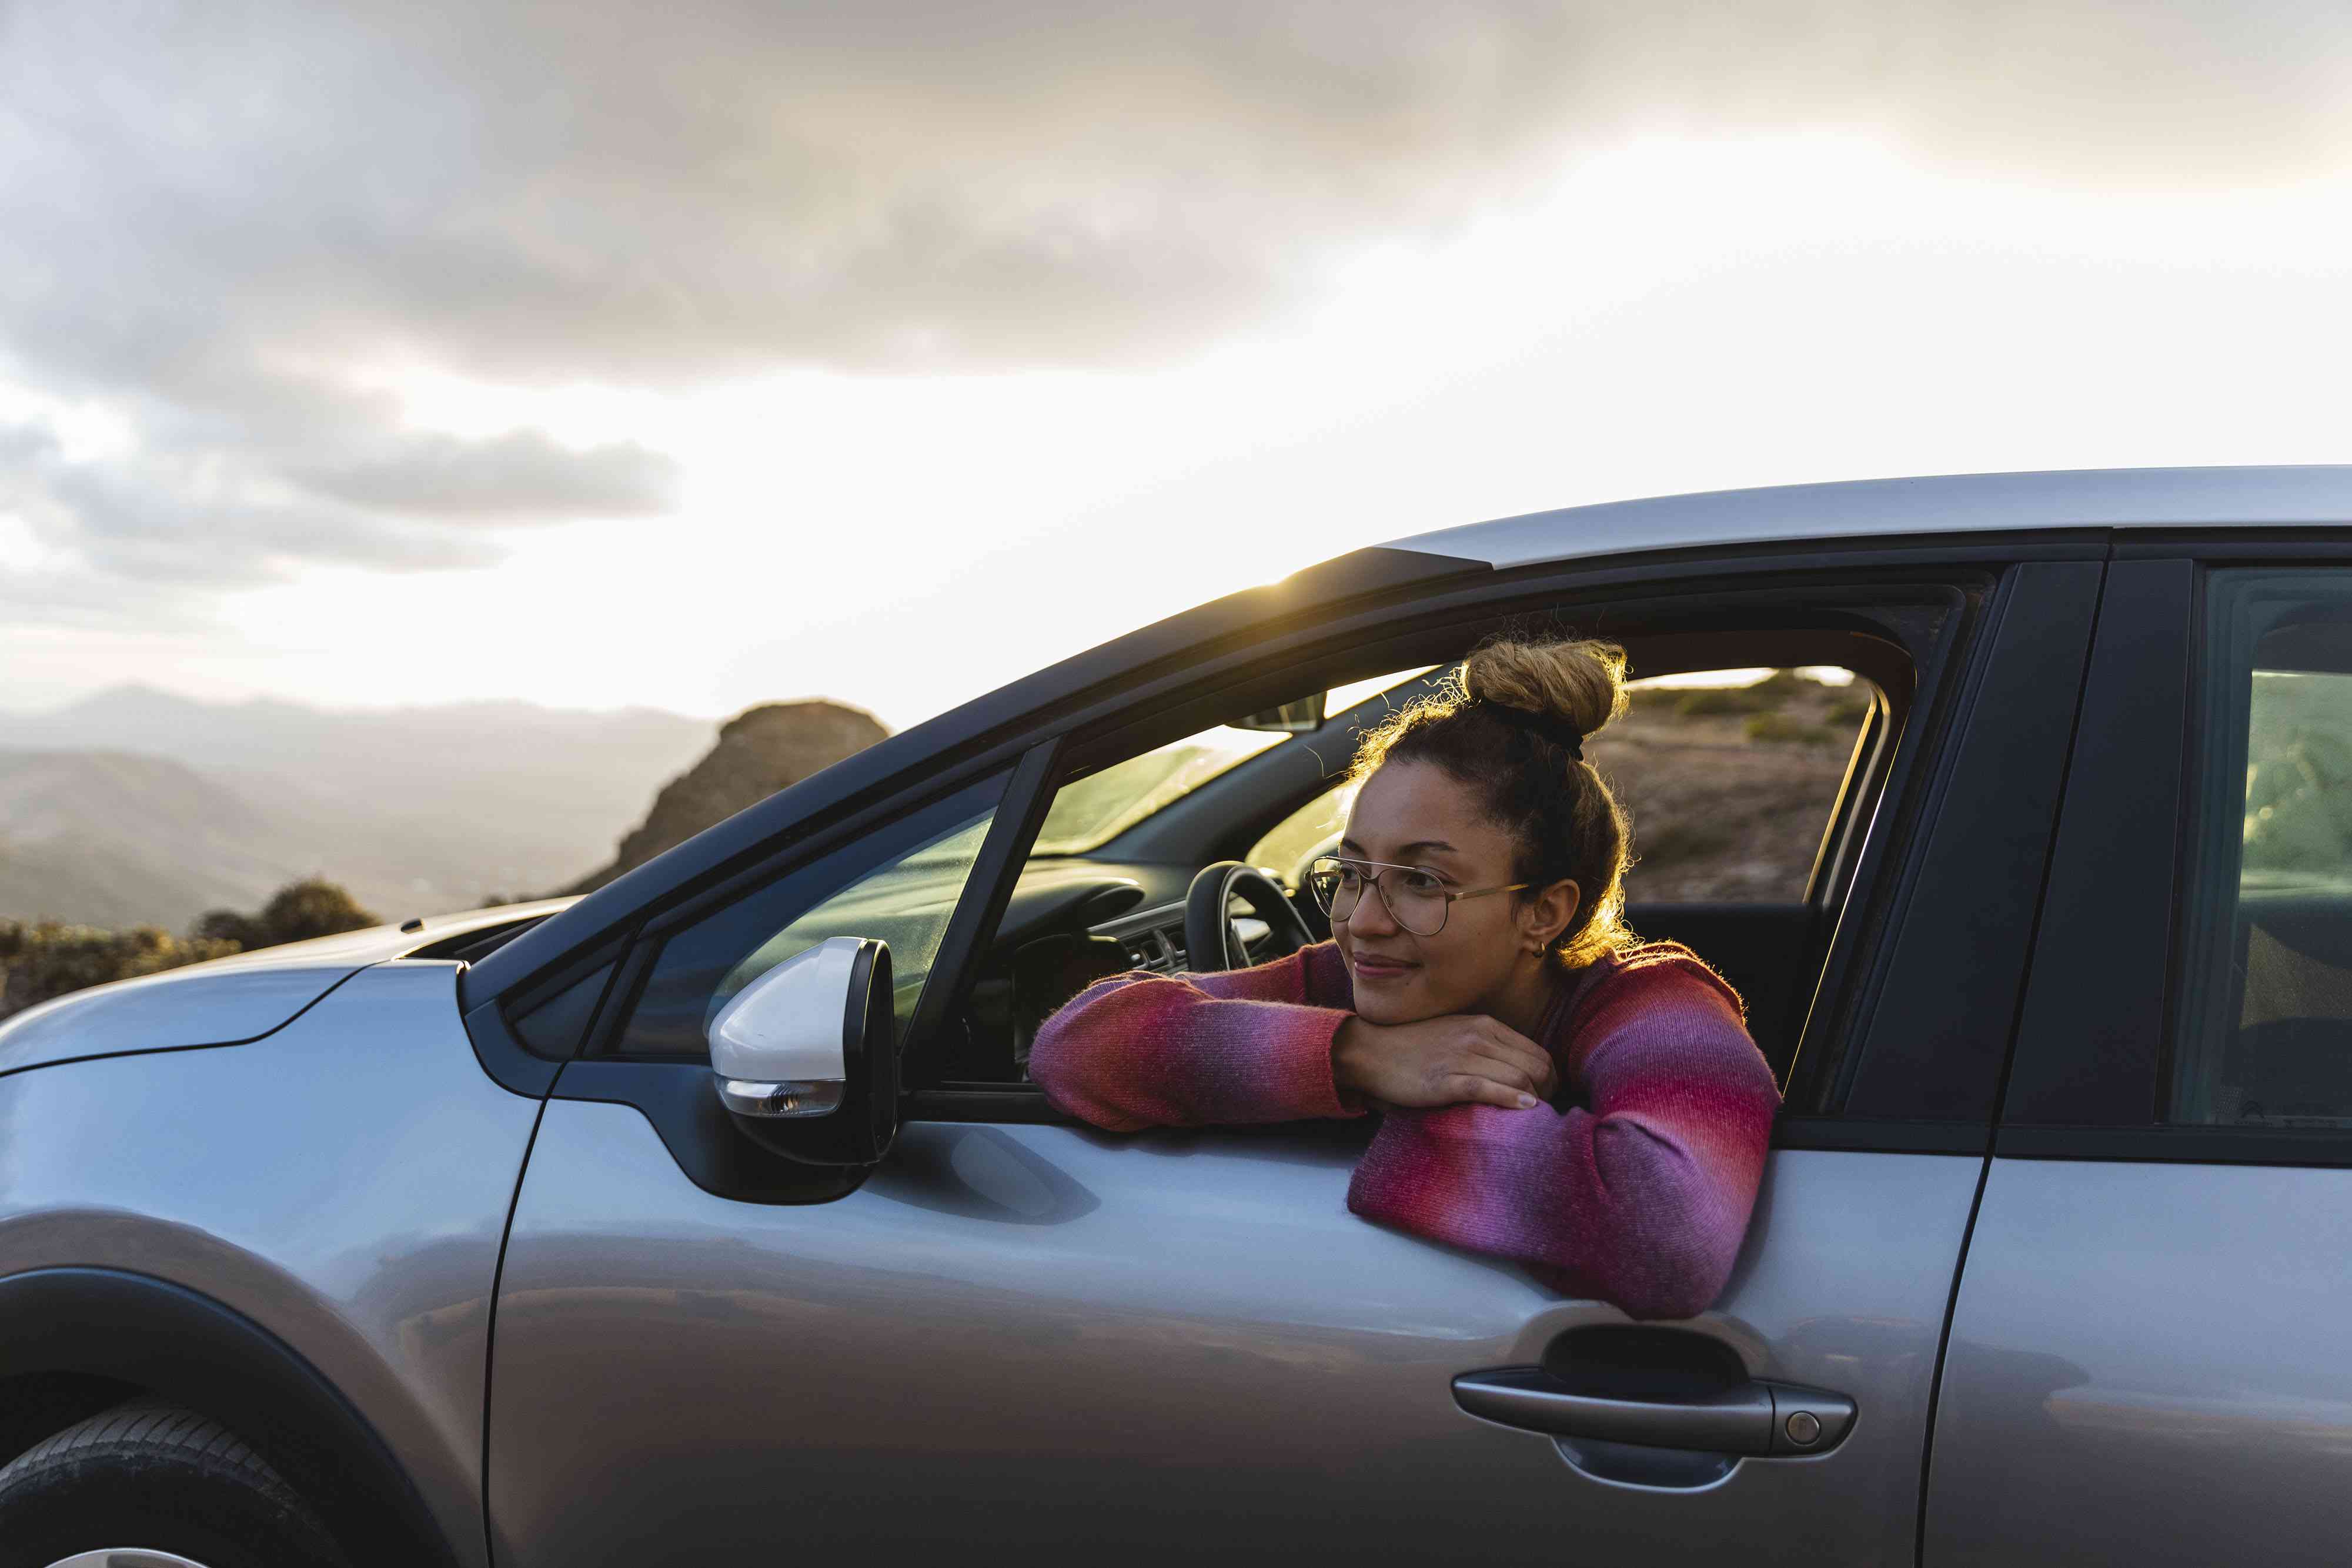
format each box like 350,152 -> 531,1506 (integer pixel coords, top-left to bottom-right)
1304,855 -> 1529,938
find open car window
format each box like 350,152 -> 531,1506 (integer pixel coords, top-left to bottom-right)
1247,667 -> 1876,902
1606,668 -> 1874,902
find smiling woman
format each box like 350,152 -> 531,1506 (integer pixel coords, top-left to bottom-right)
1026,634 -> 1780,1321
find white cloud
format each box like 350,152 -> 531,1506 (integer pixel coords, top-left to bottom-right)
6,2 -> 2352,716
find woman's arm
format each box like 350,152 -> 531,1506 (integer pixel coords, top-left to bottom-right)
1344,952 -> 1778,1320
1027,941 -> 1364,1131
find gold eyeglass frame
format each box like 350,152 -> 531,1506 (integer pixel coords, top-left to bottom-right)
1306,854 -> 1530,937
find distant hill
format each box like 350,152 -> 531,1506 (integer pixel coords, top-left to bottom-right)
1,685 -> 719,925
568,700 -> 890,892
7,684 -> 711,838
1,674 -> 1860,932
0,749 -> 313,928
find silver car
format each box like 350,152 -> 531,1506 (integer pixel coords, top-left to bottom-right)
4,465 -> 2348,1568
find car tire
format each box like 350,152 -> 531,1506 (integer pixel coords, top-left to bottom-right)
0,1399 -> 350,1568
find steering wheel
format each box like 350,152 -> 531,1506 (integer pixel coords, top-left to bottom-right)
1184,861 -> 1316,972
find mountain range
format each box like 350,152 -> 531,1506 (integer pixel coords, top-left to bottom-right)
2,684 -> 723,928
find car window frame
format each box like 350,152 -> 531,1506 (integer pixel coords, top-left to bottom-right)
2000,531 -> 2352,1166
1792,557 -> 2109,1131
586,765 -> 1034,1061
459,530 -> 2106,1162
894,537 -> 2099,1145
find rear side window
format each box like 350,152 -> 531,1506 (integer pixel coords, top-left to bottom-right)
2172,572 -> 2352,1126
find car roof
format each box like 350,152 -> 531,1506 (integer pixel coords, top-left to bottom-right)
472,462 -> 2352,1003
1378,464 -> 2352,570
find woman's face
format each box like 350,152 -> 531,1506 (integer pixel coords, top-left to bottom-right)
1332,758 -> 1575,1025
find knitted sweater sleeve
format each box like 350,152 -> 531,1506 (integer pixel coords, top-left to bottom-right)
1344,951 -> 1778,1321
1027,941 -> 1364,1132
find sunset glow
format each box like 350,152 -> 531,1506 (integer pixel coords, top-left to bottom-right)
9,12 -> 2352,730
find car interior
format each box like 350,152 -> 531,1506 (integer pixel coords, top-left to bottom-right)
925,620 -> 1916,1100
465,590 -> 1938,1119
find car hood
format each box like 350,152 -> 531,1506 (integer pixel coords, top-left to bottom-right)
0,903 -> 568,1077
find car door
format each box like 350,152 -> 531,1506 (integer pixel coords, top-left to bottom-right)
1925,544 -> 2352,1567
480,547 -> 2101,1567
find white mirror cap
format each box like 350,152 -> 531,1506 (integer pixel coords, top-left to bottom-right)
707,935 -> 862,1085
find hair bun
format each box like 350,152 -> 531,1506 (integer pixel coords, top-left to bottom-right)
1459,636 -> 1628,740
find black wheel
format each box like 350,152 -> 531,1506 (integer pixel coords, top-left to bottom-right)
0,1400 -> 349,1568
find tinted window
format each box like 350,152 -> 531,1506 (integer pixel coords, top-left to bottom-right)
609,775 -> 1006,1057
2173,573 -> 2352,1126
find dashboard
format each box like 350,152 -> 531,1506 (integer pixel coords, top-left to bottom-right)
1090,898 -> 1195,975
1090,897 -> 1280,972
937,857 -> 1306,1085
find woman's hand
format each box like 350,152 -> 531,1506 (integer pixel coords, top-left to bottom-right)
1332,1014 -> 1559,1111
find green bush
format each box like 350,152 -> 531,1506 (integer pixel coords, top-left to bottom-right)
191,877 -> 379,952
1673,686 -> 1769,717
1633,820 -> 1739,868
1744,711 -> 1838,745
4,877 -> 380,1020
188,908 -> 263,949
0,920 -> 242,1019
1672,671 -> 1806,718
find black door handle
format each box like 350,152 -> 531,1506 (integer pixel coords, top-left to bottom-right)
1453,1366 -> 1855,1456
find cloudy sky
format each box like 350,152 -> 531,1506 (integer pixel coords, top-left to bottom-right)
6,1 -> 2352,730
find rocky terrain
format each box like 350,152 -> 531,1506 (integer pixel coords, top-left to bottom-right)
566,700 -> 891,892
1598,673 -> 1872,902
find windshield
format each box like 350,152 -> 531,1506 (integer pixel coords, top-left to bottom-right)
1030,666 -> 1438,856
1032,728 -> 1287,854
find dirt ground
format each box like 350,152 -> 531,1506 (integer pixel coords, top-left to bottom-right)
1593,674 -> 1872,902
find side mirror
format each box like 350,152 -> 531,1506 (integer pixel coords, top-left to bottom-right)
1231,694 -> 1325,733
707,935 -> 899,1167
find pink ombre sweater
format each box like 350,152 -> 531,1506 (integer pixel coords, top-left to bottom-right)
1028,940 -> 1778,1320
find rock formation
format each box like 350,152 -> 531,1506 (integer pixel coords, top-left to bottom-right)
567,700 -> 890,892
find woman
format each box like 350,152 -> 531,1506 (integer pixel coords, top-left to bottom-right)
1028,636 -> 1780,1320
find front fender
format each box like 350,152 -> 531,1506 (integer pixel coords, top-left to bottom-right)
0,1266 -> 457,1567
0,962 -> 541,1568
